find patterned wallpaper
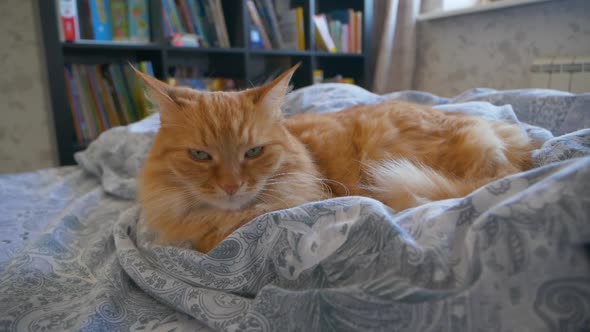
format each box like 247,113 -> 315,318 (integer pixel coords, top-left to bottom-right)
0,0 -> 56,174
415,0 -> 590,97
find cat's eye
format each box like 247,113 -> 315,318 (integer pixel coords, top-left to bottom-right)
188,149 -> 212,161
245,146 -> 264,159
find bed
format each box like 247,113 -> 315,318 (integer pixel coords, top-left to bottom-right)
1,84 -> 589,331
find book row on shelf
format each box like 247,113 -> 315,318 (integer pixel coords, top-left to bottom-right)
63,62 -> 247,144
313,70 -> 355,85
59,0 -> 150,42
63,60 -> 355,144
168,66 -> 241,91
246,0 -> 305,50
64,62 -> 154,144
314,10 -> 363,53
163,0 -> 231,47
58,0 -> 363,53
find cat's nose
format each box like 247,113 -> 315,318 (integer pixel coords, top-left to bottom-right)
221,183 -> 240,196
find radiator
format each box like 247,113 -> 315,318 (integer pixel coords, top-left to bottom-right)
530,56 -> 590,93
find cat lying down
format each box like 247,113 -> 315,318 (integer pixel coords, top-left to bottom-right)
134,64 -> 539,253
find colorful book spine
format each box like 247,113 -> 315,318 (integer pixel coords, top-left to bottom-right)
75,65 -> 101,137
246,0 -> 271,49
64,66 -> 84,143
313,15 -> 336,53
202,1 -> 219,46
59,0 -> 80,41
108,66 -> 133,123
261,0 -> 283,49
248,25 -> 265,49
89,0 -> 113,40
102,69 -> 127,124
295,7 -> 304,50
210,0 -> 230,47
110,0 -> 128,41
168,0 -> 186,34
128,0 -> 150,41
355,11 -> 362,54
186,0 -> 209,46
124,64 -> 142,117
85,65 -> 110,130
341,24 -> 348,53
162,0 -> 176,35
95,66 -> 120,127
177,0 -> 195,34
114,65 -> 138,121
348,9 -> 354,53
70,66 -> 90,139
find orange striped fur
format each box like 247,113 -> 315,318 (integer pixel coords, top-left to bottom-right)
135,65 -> 538,253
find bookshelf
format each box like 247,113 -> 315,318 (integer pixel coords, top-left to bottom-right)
39,0 -> 373,165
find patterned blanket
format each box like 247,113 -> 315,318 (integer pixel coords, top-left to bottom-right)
1,85 -> 589,331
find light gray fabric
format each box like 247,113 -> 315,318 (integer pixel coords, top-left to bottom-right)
1,85 -> 589,331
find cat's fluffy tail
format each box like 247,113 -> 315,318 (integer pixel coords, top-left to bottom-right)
364,159 -> 488,211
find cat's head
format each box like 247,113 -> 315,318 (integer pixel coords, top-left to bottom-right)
135,64 -> 299,211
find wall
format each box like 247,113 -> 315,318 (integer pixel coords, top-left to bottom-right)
414,0 -> 590,97
0,0 -> 57,173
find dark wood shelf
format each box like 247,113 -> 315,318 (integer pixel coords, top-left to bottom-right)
39,0 -> 373,165
314,51 -> 365,58
249,49 -> 312,56
166,46 -> 247,54
62,40 -> 162,51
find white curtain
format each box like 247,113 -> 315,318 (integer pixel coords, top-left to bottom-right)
372,0 -> 422,93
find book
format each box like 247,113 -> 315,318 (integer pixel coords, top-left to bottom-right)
101,68 -> 127,124
313,14 -> 336,53
161,0 -> 176,34
77,65 -> 103,135
261,0 -> 283,49
248,25 -> 265,49
246,0 -> 271,49
355,11 -> 362,53
59,0 -> 80,41
94,66 -> 120,127
348,9 -> 354,53
128,0 -> 150,42
295,7 -> 304,50
341,24 -> 348,53
119,64 -> 139,121
253,0 -> 273,47
212,0 -> 230,47
168,0 -> 186,34
186,0 -> 209,46
110,0 -> 128,41
64,66 -> 84,143
122,64 -> 143,120
329,20 -> 341,51
202,1 -> 222,47
107,65 -> 133,123
177,0 -> 195,34
85,65 -> 110,130
71,65 -> 98,139
64,62 -> 156,143
77,0 -> 94,39
89,0 -> 112,40
275,5 -> 297,50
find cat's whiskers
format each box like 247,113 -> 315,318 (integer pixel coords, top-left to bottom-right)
267,171 -> 348,195
257,188 -> 292,205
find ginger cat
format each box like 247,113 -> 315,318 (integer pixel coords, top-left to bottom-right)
135,64 -> 536,253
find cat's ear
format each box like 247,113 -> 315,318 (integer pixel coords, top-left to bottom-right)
251,62 -> 300,115
131,65 -> 179,111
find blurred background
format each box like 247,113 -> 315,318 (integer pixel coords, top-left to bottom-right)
0,0 -> 588,173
